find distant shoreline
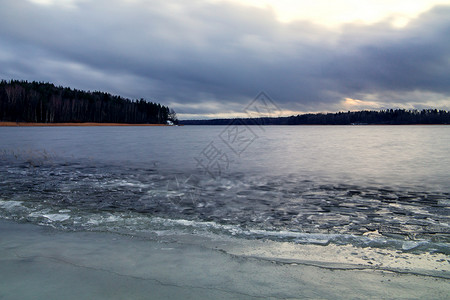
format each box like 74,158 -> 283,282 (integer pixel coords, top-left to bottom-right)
179,123 -> 449,126
0,121 -> 447,127
0,122 -> 169,127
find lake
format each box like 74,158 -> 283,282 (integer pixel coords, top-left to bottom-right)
0,125 -> 449,298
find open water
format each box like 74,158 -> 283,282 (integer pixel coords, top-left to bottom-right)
0,125 -> 449,253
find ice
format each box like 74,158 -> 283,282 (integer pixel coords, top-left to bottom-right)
0,200 -> 24,209
42,214 -> 70,222
402,240 -> 426,251
1,220 -> 449,300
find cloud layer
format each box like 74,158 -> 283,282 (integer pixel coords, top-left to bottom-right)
1,0 -> 449,118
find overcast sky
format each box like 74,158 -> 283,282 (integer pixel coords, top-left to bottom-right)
1,0 -> 449,119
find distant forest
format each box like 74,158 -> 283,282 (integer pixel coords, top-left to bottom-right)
181,109 -> 450,125
0,80 -> 176,124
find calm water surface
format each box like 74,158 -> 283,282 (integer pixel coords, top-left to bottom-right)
0,125 -> 449,253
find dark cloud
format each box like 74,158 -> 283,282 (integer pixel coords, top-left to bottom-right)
0,0 -> 449,117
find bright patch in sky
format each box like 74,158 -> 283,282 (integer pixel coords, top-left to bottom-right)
234,0 -> 450,26
342,98 -> 382,110
28,0 -> 52,4
28,0 -> 80,9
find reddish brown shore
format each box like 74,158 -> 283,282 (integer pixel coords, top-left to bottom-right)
0,122 -> 169,127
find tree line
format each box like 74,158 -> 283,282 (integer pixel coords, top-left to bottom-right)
0,80 -> 177,124
181,109 -> 450,125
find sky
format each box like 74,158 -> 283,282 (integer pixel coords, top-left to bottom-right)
1,0 -> 449,119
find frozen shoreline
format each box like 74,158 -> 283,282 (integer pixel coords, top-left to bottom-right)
1,220 -> 449,299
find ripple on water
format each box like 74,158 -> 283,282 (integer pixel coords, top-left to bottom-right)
0,161 -> 449,253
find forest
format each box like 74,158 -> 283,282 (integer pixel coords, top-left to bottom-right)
0,80 -> 176,124
181,109 -> 450,125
